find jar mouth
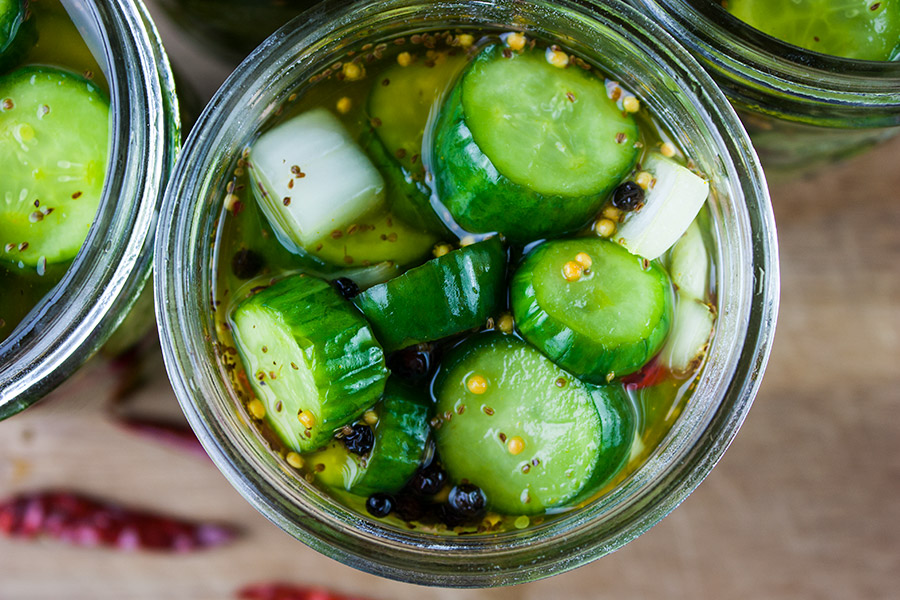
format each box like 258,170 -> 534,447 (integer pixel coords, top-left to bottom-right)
156,0 -> 778,586
0,1 -> 180,417
635,0 -> 900,90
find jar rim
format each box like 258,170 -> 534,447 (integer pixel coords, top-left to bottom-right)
0,0 -> 180,418
156,0 -> 778,586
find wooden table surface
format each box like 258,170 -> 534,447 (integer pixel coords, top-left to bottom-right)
1,4 -> 899,598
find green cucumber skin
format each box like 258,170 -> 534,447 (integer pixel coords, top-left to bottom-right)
432,46 -> 639,244
232,275 -> 389,453
511,239 -> 673,382
433,333 -> 604,515
361,129 -> 449,235
353,378 -> 431,496
354,237 -> 507,352
587,384 -> 635,487
0,0 -> 28,71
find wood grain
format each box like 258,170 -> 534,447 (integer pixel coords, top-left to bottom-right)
1,4 -> 898,598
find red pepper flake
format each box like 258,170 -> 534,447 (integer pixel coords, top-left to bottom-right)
621,357 -> 669,390
71,191 -> 83,199
238,583 -> 374,600
0,491 -> 237,552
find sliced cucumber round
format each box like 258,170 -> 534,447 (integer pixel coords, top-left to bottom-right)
230,274 -> 389,453
353,237 -> 507,352
432,44 -> 639,243
353,378 -> 431,495
587,384 -> 636,488
511,238 -> 672,382
433,333 -> 604,515
365,50 -> 466,233
0,67 -> 109,267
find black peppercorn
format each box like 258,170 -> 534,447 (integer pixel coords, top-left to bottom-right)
408,462 -> 447,496
387,343 -> 437,382
231,248 -> 265,280
341,423 -> 374,455
366,493 -> 393,518
331,277 -> 360,299
611,180 -> 644,211
447,483 -> 486,518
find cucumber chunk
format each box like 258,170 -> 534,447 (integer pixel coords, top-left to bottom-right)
615,153 -> 709,261
231,274 -> 389,453
587,384 -> 637,489
432,45 -> 639,243
433,334 -> 604,514
354,237 -> 507,352
726,0 -> 900,61
0,67 -> 110,267
353,379 -> 431,495
305,378 -> 431,495
365,51 -> 466,233
511,238 -> 672,382
249,108 -> 385,251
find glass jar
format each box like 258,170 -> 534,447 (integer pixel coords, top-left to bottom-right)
155,0 -> 778,586
0,0 -> 180,419
629,0 -> 900,177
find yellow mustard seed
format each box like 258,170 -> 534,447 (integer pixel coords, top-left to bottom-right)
336,96 -> 352,114
545,47 -> 569,68
514,515 -> 530,529
562,260 -> 584,282
286,452 -> 304,469
397,51 -> 413,67
457,33 -> 475,48
602,205 -> 623,221
660,141 -> 677,158
622,95 -> 641,113
433,243 -> 452,258
467,374 -> 488,395
507,436 -> 525,455
248,399 -> 266,420
484,513 -> 502,528
224,193 -> 240,211
505,32 -> 526,51
594,218 -> 616,238
363,410 -> 379,426
342,62 -> 364,81
298,410 -> 317,429
574,252 -> 593,270
636,171 -> 653,190
497,313 -> 515,334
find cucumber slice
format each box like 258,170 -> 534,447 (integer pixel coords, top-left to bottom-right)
353,378 -> 431,495
230,274 -> 389,453
432,44 -> 639,243
658,291 -> 715,376
511,238 -> 672,382
353,237 -> 507,352
365,51 -> 465,233
0,67 -> 110,267
727,0 -> 900,61
305,378 -> 431,495
249,108 -> 385,251
615,153 -> 709,261
433,334 -> 604,514
308,208 -> 436,268
588,385 -> 637,483
667,220 -> 709,301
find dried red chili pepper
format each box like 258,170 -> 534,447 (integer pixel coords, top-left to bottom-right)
0,491 -> 237,552
621,357 -> 669,390
112,414 -> 209,459
238,583 -> 374,600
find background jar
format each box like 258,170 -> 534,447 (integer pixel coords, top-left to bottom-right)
155,0 -> 778,586
629,0 -> 900,177
0,0 -> 180,419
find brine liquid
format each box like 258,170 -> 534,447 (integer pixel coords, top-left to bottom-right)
210,26 -> 717,533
